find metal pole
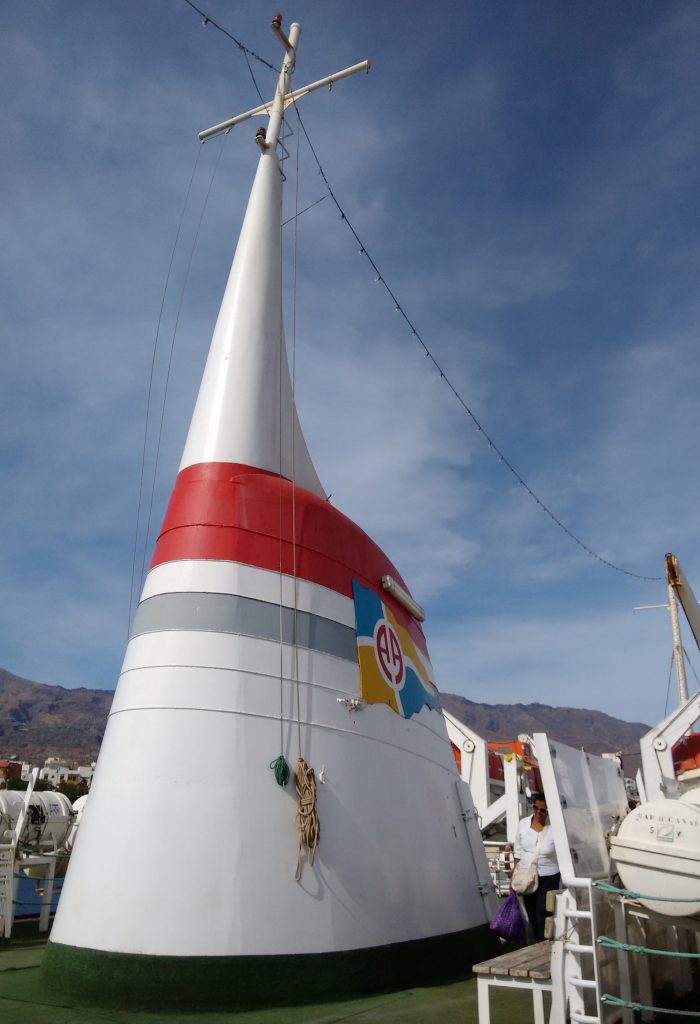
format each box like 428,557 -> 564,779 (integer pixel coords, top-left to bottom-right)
265,22 -> 301,151
668,583 -> 689,705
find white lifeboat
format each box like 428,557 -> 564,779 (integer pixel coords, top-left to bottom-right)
0,791 -> 74,852
610,799 -> 700,918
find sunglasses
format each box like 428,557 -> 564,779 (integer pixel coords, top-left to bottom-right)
534,806 -> 548,813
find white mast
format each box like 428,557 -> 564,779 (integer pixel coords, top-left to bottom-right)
665,552 -> 700,706
181,19 -> 369,497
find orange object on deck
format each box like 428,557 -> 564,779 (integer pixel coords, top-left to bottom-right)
673,732 -> 700,775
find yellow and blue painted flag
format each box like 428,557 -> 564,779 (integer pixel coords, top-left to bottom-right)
353,580 -> 439,718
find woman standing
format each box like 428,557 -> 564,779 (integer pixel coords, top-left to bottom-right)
511,793 -> 560,941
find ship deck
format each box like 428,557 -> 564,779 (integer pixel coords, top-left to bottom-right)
1,925 -> 541,1024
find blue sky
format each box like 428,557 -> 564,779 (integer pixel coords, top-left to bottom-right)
2,1 -> 699,728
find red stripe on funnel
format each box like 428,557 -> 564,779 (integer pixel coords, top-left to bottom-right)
151,462 -> 428,654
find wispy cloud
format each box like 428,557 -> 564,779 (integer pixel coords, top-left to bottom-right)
2,1 -> 699,732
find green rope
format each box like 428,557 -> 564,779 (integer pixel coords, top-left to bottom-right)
593,880 -> 700,903
269,754 -> 291,787
598,935 -> 700,959
602,994 -> 700,1017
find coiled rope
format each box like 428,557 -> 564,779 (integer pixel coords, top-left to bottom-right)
269,754 -> 291,787
294,758 -> 319,881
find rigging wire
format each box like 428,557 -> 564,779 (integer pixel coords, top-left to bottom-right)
127,143 -> 202,635
663,650 -> 675,718
184,1 -> 662,584
137,131 -> 230,593
282,192 -> 329,226
683,645 -> 700,692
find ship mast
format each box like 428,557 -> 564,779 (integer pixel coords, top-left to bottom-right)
177,16 -> 369,496
199,16 -> 369,145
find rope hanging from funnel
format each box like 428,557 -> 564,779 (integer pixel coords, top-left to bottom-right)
289,114 -> 303,758
287,122 -> 321,880
294,757 -> 320,880
271,117 -> 291,790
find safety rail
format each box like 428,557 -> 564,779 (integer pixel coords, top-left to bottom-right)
483,840 -> 515,896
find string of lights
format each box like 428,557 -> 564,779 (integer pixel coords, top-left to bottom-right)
183,1 -> 663,584
183,0 -> 276,71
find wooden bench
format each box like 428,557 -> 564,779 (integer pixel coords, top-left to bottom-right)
473,941 -> 552,1024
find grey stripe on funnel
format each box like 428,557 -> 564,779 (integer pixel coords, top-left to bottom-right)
130,592 -> 357,662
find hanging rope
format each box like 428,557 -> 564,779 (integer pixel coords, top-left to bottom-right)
286,120 -> 319,882
273,124 -> 287,787
289,112 -> 303,760
294,757 -> 319,880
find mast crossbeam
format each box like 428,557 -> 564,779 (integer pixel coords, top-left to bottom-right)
198,60 -> 370,143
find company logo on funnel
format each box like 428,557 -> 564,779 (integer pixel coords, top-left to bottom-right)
353,580 -> 439,718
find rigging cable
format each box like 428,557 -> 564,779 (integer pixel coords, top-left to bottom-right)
137,131 -> 230,593
683,645 -> 700,692
127,142 -> 202,636
282,192 -> 329,226
663,649 -> 675,718
185,0 -> 662,584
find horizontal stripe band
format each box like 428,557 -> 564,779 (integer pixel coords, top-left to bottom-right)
150,462 -> 429,658
41,925 -> 496,1010
130,591 -> 357,662
141,559 -> 355,627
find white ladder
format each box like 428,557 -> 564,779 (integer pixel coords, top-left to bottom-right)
549,877 -> 620,1024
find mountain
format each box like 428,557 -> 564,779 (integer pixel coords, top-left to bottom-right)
0,667 -> 649,769
440,693 -> 649,754
441,693 -> 649,776
0,668 -> 112,763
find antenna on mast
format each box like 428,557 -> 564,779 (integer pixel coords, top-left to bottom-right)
198,14 -> 370,144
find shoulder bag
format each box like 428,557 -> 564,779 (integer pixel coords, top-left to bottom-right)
511,826 -> 547,895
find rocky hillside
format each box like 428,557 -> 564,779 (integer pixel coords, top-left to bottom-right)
440,693 -> 649,755
0,667 -> 649,769
0,668 -> 112,762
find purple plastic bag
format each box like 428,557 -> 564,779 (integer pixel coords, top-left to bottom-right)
489,891 -> 525,943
